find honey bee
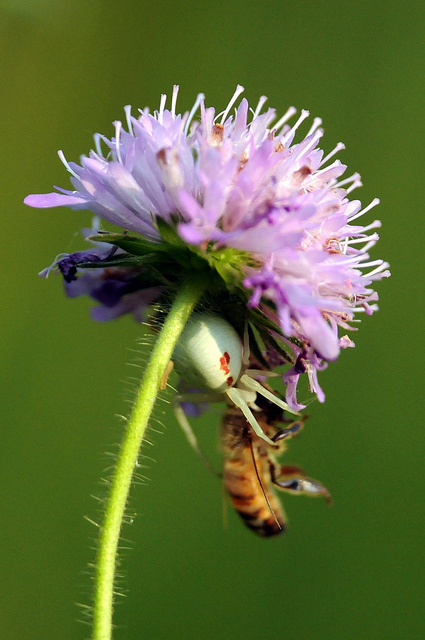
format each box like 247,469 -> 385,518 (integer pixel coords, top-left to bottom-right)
170,312 -> 330,535
222,395 -> 331,537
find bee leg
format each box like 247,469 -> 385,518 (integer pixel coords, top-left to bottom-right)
272,420 -> 304,443
270,463 -> 332,504
172,393 -> 222,477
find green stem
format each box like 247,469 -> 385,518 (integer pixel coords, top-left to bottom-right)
92,274 -> 206,640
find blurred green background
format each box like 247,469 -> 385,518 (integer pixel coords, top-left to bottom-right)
1,0 -> 424,639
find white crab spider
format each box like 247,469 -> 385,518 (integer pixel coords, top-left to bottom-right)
171,313 -> 299,463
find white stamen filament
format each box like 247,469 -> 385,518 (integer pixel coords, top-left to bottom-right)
297,129 -> 323,159
58,150 -> 79,179
50,253 -> 69,270
93,133 -> 103,157
346,179 -> 363,194
158,93 -> 167,124
358,220 -> 381,232
274,106 -> 297,132
354,306 -> 378,313
348,198 -> 380,222
320,142 -> 345,167
335,172 -> 361,189
280,109 -> 310,145
184,92 -> 205,136
171,85 -> 179,117
345,233 -> 379,246
309,181 -> 340,204
114,121 -> 123,163
219,85 -> 245,125
363,262 -> 390,277
90,151 -> 106,164
357,258 -> 387,269
124,105 -> 134,136
327,252 -> 370,267
359,239 -> 378,253
252,95 -> 268,120
306,117 -> 322,137
371,271 -> 390,280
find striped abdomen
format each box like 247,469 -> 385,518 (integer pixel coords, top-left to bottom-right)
222,407 -> 286,537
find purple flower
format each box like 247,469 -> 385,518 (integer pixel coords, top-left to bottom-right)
40,220 -> 160,322
26,86 -> 389,404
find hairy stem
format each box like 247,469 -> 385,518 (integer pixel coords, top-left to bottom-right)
92,274 -> 206,640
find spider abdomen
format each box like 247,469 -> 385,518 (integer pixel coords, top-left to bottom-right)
174,314 -> 243,393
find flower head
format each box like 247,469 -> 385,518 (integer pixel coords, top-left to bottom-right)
26,86 -> 389,406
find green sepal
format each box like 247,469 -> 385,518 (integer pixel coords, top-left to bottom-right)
156,217 -> 186,248
80,254 -> 152,269
86,225 -> 299,362
250,306 -> 303,350
259,330 -> 294,364
246,324 -> 270,368
88,229 -> 211,274
207,247 -> 254,290
88,233 -> 165,256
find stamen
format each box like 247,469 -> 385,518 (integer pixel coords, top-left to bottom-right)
113,121 -> 123,163
352,307 -> 373,314
93,133 -> 103,157
252,95 -> 268,120
219,85 -> 245,124
346,178 -> 363,194
58,150 -> 79,179
348,198 -> 380,222
325,253 -> 369,267
306,117 -> 322,137
345,233 -> 379,246
358,258 -> 387,269
335,172 -> 361,189
359,239 -> 379,253
48,253 -> 69,275
184,92 -> 205,136
320,142 -> 345,167
158,93 -> 167,124
124,105 -> 134,136
298,129 -> 323,159
363,262 -> 391,277
274,106 -> 297,132
356,220 -> 382,233
280,109 -> 310,145
171,85 -> 179,117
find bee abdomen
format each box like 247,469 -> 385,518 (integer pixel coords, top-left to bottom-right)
239,509 -> 287,537
224,467 -> 286,537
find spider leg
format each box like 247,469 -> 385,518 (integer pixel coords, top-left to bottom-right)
239,374 -> 300,416
226,387 -> 275,446
172,393 -> 222,476
245,369 -> 280,378
242,322 -> 250,367
160,359 -> 174,390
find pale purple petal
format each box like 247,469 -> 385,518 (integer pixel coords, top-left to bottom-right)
24,193 -> 88,208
